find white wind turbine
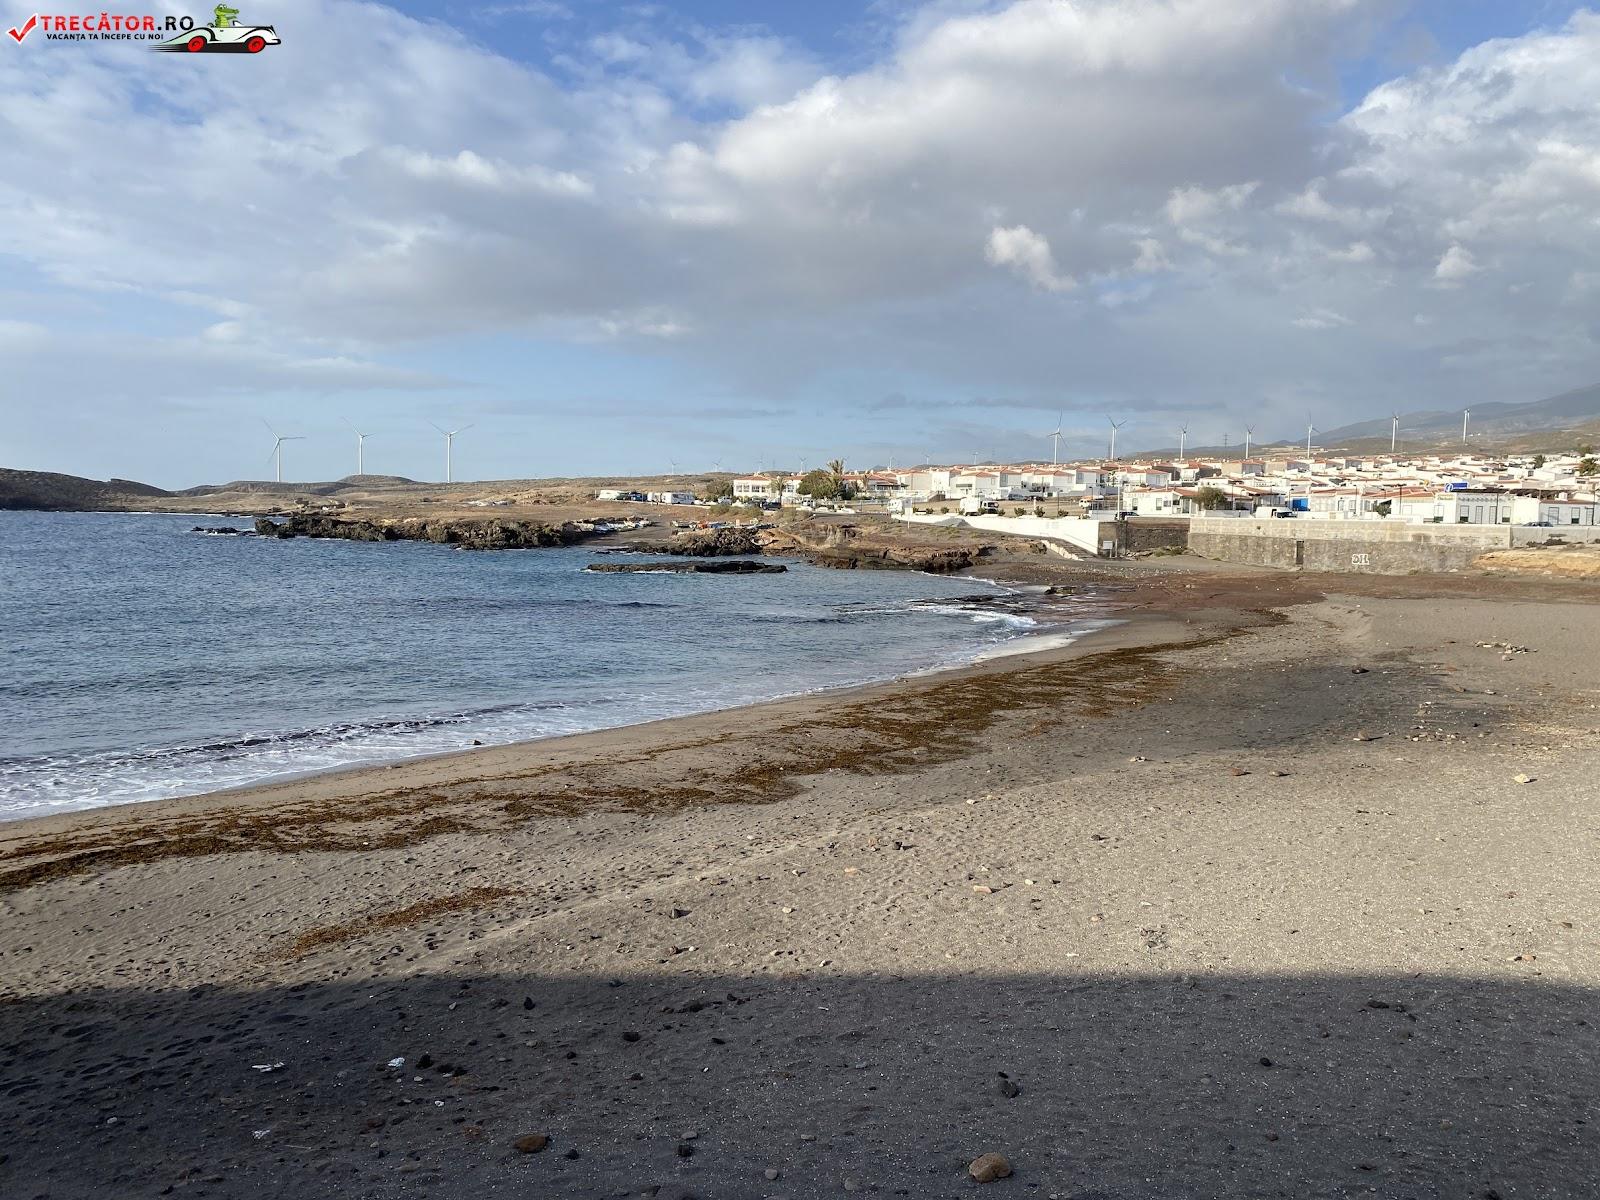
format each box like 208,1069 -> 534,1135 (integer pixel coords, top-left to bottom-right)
1391,413 -> 1401,455
1042,412 -> 1066,465
342,418 -> 370,477
262,420 -> 304,484
430,421 -> 472,483
1462,408 -> 1471,446
1305,422 -> 1317,459
1244,425 -> 1255,461
1178,424 -> 1188,460
1107,416 -> 1127,462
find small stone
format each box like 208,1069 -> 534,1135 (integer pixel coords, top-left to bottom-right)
415,1054 -> 433,1069
969,1153 -> 1012,1183
1351,667 -> 1369,674
523,997 -> 535,1010
675,1143 -> 695,1158
1270,770 -> 1289,778
1513,774 -> 1535,784
563,1148 -> 580,1160
765,1169 -> 781,1181
513,1133 -> 549,1154
622,1031 -> 642,1043
996,1074 -> 1020,1098
1259,1056 -> 1273,1067
670,908 -> 691,919
1230,767 -> 1250,777
972,885 -> 994,895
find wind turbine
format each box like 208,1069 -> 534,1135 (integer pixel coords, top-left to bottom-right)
1244,426 -> 1255,461
1107,417 -> 1127,462
262,420 -> 303,484
1391,413 -> 1400,455
1462,409 -> 1471,446
342,418 -> 370,477
1305,422 -> 1317,459
1042,412 -> 1066,465
1178,424 -> 1188,460
430,421 -> 472,484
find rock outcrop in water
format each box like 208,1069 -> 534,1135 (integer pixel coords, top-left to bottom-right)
661,528 -> 763,556
585,560 -> 786,574
253,514 -> 601,549
756,525 -> 990,574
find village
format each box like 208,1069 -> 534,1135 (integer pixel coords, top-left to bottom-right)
600,445 -> 1599,529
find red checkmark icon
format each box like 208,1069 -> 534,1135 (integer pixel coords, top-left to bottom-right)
8,14 -> 39,41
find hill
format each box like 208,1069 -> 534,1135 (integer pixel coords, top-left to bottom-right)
1136,383 -> 1600,460
0,468 -> 171,511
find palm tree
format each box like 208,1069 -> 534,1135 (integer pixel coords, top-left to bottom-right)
827,458 -> 845,477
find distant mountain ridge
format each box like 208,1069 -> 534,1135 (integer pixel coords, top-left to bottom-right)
1137,382 -> 1600,458
1311,381 -> 1600,445
0,468 -> 171,511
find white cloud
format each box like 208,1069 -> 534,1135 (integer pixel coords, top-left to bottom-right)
3,0 -> 1600,475
1293,308 -> 1353,330
985,225 -> 1075,293
1435,244 -> 1479,283
1131,238 -> 1172,273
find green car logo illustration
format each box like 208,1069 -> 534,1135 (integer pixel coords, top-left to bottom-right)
155,8 -> 280,52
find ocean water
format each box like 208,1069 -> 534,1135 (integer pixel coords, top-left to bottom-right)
0,511 -> 1088,820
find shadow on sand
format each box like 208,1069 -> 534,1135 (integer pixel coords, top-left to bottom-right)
2,968 -> 1594,1199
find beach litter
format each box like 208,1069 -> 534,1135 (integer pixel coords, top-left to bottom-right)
385,1057 -> 406,1069
250,1062 -> 284,1072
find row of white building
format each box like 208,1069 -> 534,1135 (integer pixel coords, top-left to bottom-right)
729,449 -> 1599,526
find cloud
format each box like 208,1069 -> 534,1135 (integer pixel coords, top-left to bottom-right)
1292,308 -> 1354,330
1434,244 -> 1479,283
4,0 -> 1600,480
984,225 -> 1075,293
1329,241 -> 1376,264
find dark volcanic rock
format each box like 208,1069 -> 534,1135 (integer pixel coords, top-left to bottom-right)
251,515 -> 600,550
586,560 -> 786,574
190,526 -> 248,535
663,528 -> 762,556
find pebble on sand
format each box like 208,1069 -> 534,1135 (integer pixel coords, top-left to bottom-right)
969,1153 -> 1012,1183
512,1133 -> 549,1154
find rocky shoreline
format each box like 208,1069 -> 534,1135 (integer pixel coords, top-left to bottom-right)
252,514 -> 602,550
246,513 -> 996,574
585,560 -> 786,574
653,524 -> 996,574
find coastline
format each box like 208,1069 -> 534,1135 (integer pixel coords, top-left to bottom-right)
3,568 -> 1598,1198
0,595 -> 1180,849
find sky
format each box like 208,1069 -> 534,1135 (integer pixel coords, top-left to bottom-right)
2,0 -> 1598,486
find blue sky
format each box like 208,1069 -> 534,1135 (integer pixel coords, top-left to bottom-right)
3,0 -> 1599,486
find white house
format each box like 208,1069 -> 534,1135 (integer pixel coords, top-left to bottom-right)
1509,495 -> 1599,526
732,476 -> 781,500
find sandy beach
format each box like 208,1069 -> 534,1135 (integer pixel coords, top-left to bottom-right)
2,560 -> 1597,1200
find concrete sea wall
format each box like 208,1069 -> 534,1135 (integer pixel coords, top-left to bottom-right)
1189,518 -> 1510,574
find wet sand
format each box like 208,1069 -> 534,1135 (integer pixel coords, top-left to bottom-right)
1,563 -> 1597,1199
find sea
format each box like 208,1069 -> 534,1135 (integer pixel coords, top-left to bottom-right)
0,511 -> 1094,822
